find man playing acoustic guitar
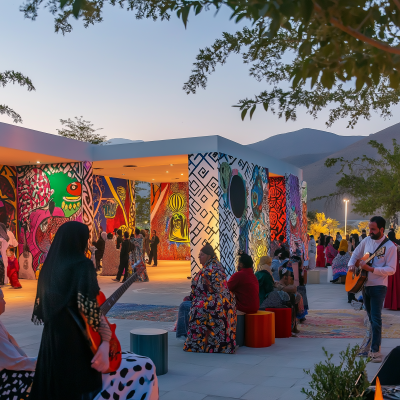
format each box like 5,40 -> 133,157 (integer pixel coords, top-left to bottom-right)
348,216 -> 397,363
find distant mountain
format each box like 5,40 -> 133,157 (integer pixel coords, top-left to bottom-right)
281,152 -> 332,168
305,123 -> 400,221
247,128 -> 365,159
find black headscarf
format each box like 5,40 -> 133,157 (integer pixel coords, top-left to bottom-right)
32,221 -> 100,330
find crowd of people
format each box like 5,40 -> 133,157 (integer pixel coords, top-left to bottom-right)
308,217 -> 400,363
87,227 -> 160,284
175,239 -> 310,352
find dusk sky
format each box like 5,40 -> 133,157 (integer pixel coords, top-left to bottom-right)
1,2 -> 399,144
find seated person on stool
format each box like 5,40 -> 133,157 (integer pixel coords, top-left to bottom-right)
176,243 -> 237,354
255,256 -> 274,307
0,288 -> 36,399
227,252 -> 259,314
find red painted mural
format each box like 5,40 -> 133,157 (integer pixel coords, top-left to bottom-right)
268,177 -> 287,242
150,182 -> 190,260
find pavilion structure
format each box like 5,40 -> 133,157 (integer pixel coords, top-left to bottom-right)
0,122 -> 306,278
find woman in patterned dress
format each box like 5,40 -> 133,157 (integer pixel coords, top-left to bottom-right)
129,228 -> 149,282
100,233 -> 120,276
183,243 -> 236,354
331,239 -> 351,283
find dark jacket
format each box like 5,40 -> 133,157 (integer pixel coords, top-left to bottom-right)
94,237 -> 105,259
116,235 -> 123,250
120,239 -> 131,261
150,235 -> 159,249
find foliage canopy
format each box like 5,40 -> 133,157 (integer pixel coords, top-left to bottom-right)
57,116 -> 106,144
20,0 -> 400,127
314,139 -> 400,220
1,70 -> 35,123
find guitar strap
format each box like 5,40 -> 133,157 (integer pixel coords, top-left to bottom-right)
368,237 -> 390,265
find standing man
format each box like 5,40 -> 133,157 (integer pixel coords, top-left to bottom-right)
113,231 -> 131,282
336,232 -> 342,242
148,230 -> 160,267
348,216 -> 397,362
144,229 -> 151,261
360,229 -> 367,241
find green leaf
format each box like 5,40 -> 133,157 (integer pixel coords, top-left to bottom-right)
249,104 -> 256,119
241,108 -> 248,120
263,102 -> 269,112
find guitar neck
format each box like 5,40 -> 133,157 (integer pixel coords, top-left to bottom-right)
100,271 -> 137,316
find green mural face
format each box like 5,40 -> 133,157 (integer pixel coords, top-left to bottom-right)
47,172 -> 82,218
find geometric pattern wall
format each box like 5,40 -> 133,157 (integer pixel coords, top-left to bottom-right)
218,154 -> 269,275
17,162 -> 93,274
150,182 -> 190,261
188,153 -> 220,276
268,176 -> 287,244
188,152 -> 270,278
93,175 -> 135,239
285,174 -> 302,256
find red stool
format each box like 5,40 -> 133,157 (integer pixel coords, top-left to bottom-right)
245,311 -> 275,348
265,308 -> 292,338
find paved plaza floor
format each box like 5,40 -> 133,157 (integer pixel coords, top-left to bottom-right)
2,261 -> 400,400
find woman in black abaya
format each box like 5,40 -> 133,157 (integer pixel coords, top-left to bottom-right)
30,221 -> 107,400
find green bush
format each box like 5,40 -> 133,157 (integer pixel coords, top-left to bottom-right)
301,345 -> 370,400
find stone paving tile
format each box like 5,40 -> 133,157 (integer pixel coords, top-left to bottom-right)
241,385 -> 287,400
160,390 -> 207,399
179,379 -> 254,398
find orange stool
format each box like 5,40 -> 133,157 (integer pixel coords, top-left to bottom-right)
265,308 -> 292,338
245,311 -> 275,348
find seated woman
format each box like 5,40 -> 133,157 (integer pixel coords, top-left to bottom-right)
227,252 -> 259,314
259,265 -> 303,333
101,233 -> 120,276
255,256 -> 274,307
178,243 -> 236,353
30,222 -> 158,400
331,239 -> 351,284
325,236 -> 338,267
0,288 -> 36,399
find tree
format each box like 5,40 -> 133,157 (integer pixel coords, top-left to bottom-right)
20,0 -> 400,127
135,181 -> 150,229
314,139 -> 400,220
358,221 -> 370,234
1,70 -> 35,123
57,116 -> 106,144
308,212 -> 340,237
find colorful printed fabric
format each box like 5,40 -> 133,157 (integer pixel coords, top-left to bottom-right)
130,237 -> 144,264
183,257 -> 237,353
0,369 -> 35,400
100,239 -> 120,276
325,244 -> 338,265
332,252 -> 351,281
129,260 -> 149,282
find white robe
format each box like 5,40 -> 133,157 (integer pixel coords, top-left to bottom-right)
308,238 -> 316,269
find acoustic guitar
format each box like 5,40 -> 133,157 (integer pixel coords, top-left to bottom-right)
345,247 -> 386,294
69,261 -> 144,373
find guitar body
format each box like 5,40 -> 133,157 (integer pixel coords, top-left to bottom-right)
345,253 -> 370,294
80,291 -> 122,373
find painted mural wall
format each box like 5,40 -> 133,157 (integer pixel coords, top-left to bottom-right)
150,182 -> 190,261
17,162 -> 93,274
188,153 -> 270,278
268,177 -> 287,244
188,153 -> 220,276
92,175 -> 135,239
219,154 -> 269,276
285,174 -> 303,255
0,165 -> 18,246
301,181 -> 308,259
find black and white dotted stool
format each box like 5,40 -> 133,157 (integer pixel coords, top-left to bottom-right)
130,328 -> 168,376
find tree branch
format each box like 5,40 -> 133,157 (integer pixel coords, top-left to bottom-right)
314,3 -> 400,55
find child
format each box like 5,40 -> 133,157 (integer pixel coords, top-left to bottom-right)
7,248 -> 22,289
